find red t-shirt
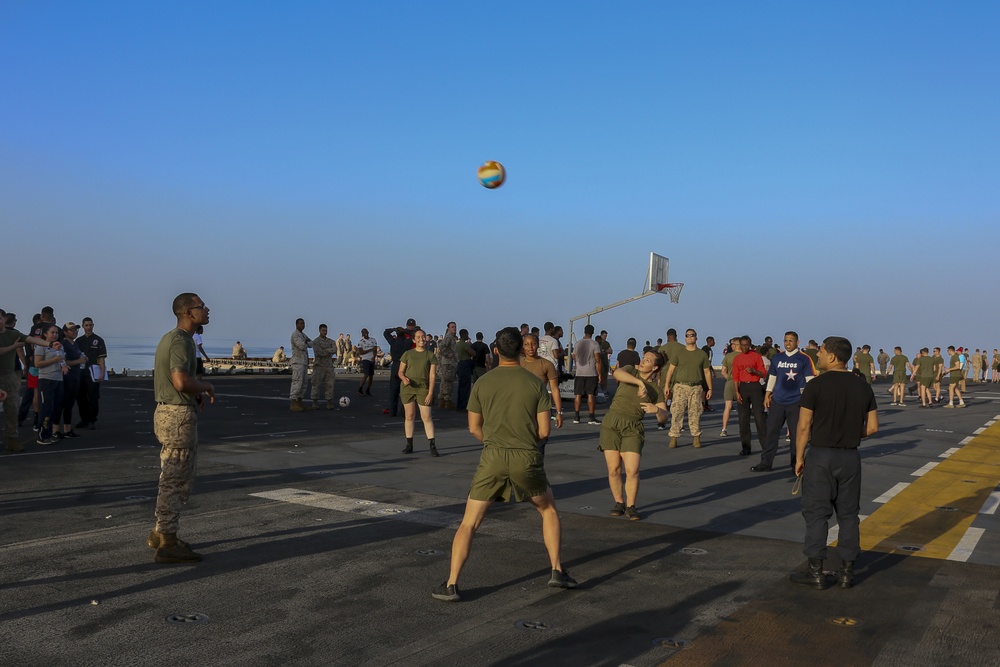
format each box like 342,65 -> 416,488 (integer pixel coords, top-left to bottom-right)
732,351 -> 766,383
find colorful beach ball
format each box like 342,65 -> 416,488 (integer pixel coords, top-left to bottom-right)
477,161 -> 506,189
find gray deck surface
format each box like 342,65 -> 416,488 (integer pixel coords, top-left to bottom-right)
3,373 -> 1000,666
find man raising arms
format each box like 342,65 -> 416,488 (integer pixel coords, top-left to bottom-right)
432,327 -> 575,601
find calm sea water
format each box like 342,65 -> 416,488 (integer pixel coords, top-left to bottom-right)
104,336 -> 288,372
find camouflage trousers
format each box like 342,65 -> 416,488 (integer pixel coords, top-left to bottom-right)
669,383 -> 704,438
290,363 -> 308,400
153,404 -> 198,534
0,369 -> 18,444
311,364 -> 335,401
438,361 -> 457,403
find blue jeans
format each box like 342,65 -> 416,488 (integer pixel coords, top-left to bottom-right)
38,379 -> 64,440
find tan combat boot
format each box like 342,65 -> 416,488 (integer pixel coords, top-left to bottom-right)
693,437 -> 702,448
147,529 -> 190,550
669,437 -> 678,448
154,533 -> 202,564
290,400 -> 305,412
6,439 -> 24,453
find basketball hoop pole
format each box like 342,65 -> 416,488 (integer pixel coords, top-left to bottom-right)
567,289 -> 659,373
565,251 -> 674,372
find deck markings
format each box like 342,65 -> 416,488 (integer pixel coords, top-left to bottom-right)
861,421 -> 1000,559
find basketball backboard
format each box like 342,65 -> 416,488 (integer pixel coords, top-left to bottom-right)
647,252 -> 669,294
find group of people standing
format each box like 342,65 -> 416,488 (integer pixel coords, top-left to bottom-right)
0,306 -> 107,452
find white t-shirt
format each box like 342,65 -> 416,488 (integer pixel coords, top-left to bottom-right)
538,335 -> 559,366
357,336 -> 378,361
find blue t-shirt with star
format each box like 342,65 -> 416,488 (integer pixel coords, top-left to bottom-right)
767,350 -> 816,405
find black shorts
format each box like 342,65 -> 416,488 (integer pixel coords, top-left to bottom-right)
574,375 -> 598,396
361,359 -> 374,377
196,359 -> 205,375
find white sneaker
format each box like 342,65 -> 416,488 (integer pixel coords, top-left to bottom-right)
719,429 -> 727,437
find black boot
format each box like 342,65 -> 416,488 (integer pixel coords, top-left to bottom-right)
789,558 -> 828,589
402,437 -> 414,454
836,560 -> 854,589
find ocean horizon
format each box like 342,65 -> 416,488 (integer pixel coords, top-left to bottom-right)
102,336 -> 292,372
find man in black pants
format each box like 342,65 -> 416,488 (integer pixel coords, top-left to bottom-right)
76,317 -> 107,429
384,319 -> 417,417
791,336 -> 878,590
732,336 -> 767,456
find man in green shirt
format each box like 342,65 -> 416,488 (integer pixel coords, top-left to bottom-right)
803,340 -> 821,375
944,346 -> 967,408
888,347 -> 911,406
931,347 -> 945,404
664,329 -> 713,449
854,345 -> 875,384
148,293 -> 215,564
911,348 -> 936,408
432,327 -> 575,602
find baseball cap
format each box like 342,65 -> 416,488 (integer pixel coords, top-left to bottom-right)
63,322 -> 80,331
406,318 -> 416,326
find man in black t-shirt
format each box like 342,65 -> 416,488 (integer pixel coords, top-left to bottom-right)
791,336 -> 878,590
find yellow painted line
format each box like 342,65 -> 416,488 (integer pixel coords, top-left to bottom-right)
859,420 -> 1000,559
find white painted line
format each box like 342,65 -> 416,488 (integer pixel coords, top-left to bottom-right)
925,429 -> 954,433
4,446 -> 116,457
939,447 -> 960,458
947,527 -> 985,562
827,514 -> 868,544
974,427 -> 986,435
912,462 -> 939,477
250,488 -> 542,542
980,488 -> 1000,516
959,437 -> 974,445
874,483 -> 910,504
986,421 -> 996,427
220,430 -> 308,440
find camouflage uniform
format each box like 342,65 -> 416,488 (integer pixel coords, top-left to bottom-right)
311,335 -> 337,406
290,330 -> 312,400
153,404 -> 198,534
437,331 -> 458,406
669,383 -> 704,437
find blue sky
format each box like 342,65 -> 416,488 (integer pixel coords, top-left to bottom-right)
2,2 -> 998,360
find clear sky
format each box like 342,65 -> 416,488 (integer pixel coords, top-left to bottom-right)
3,2 -> 998,359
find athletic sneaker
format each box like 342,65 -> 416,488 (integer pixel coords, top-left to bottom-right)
624,505 -> 641,521
64,431 -> 81,438
610,501 -> 626,516
35,438 -> 54,446
719,429 -> 727,436
573,418 -> 581,424
657,424 -> 667,431
547,569 -> 578,588
944,404 -> 955,409
588,418 -> 601,425
957,403 -> 967,408
432,582 -> 461,601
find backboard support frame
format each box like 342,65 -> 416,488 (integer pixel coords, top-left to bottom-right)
566,252 -> 679,372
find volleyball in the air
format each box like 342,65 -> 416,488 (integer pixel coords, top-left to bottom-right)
477,161 -> 506,189
339,396 -> 351,408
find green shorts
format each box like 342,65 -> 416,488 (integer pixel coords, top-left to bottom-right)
400,385 -> 429,405
919,376 -> 933,388
598,410 -> 645,454
723,380 -> 736,401
469,446 -> 548,502
893,373 -> 907,384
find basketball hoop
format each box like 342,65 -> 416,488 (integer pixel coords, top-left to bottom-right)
656,282 -> 684,304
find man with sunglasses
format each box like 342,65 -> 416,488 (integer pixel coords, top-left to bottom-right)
148,293 -> 215,564
662,329 -> 712,449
